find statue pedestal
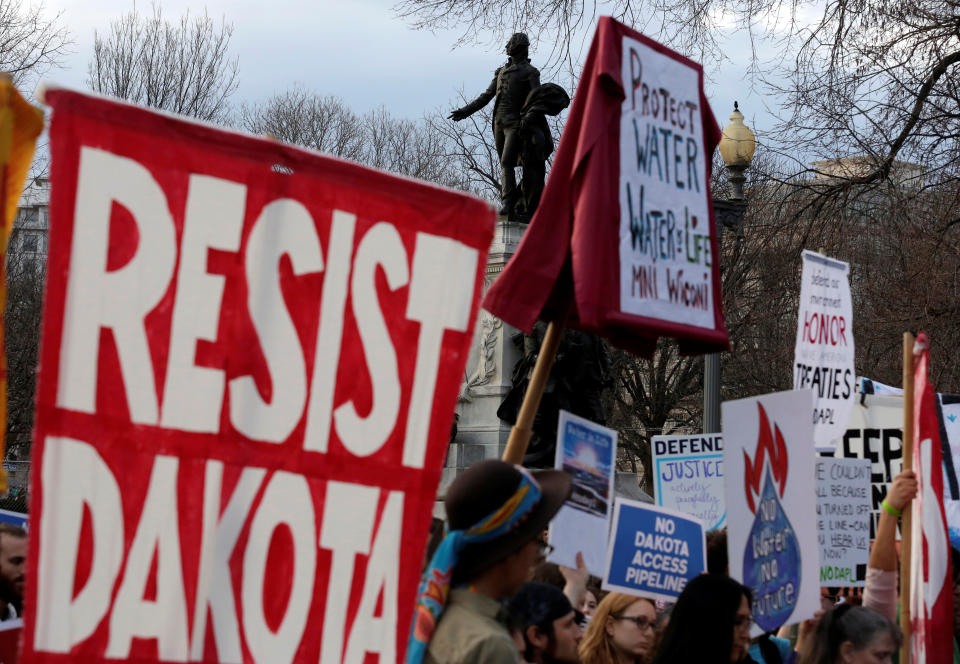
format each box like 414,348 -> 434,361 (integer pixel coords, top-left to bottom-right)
438,217 -> 527,501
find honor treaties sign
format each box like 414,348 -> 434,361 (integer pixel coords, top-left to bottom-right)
26,87 -> 494,664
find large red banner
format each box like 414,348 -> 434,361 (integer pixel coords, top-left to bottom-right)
24,87 -> 495,664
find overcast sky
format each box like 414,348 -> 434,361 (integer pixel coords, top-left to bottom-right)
43,0 -> 773,137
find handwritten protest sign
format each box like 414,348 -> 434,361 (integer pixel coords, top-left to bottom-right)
618,34 -> 717,330
25,87 -> 494,664
816,458 -> 871,587
723,390 -> 819,634
602,499 -> 706,601
652,434 -> 724,530
549,411 -> 617,576
793,251 -> 854,450
481,17 -> 727,359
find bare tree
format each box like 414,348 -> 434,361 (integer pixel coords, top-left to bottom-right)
87,4 -> 238,122
5,218 -> 44,460
604,342 -> 703,494
240,88 -> 476,192
0,0 -> 70,88
239,88 -> 366,161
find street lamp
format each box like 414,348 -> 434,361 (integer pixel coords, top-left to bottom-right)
717,101 -> 756,200
703,102 -> 756,433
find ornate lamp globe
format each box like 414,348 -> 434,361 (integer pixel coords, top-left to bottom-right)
717,102 -> 755,198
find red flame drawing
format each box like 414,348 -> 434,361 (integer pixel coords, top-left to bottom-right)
742,403 -> 789,513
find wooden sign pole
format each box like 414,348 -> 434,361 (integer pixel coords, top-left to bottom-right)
899,331 -> 915,664
501,318 -> 566,464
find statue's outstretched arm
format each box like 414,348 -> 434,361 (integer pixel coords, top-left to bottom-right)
449,71 -> 498,121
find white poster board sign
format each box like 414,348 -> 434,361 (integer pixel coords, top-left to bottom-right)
617,35 -> 715,328
548,411 -> 617,576
793,250 -> 855,450
651,434 -> 725,530
722,390 -> 819,634
816,457 -> 871,587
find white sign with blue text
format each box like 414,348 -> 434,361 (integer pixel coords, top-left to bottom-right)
602,499 -> 706,601
652,433 -> 725,530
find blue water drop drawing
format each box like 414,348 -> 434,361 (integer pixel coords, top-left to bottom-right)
743,467 -> 801,632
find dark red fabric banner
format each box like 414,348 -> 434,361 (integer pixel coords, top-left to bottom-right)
482,16 -> 727,357
24,87 -> 494,664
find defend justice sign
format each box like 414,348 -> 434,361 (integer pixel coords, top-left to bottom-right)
25,88 -> 494,664
619,34 -> 717,330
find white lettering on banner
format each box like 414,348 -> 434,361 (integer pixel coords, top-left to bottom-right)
58,148 -> 177,424
35,437 -> 403,663
334,222 -> 408,457
161,175 -> 246,433
242,472 -> 316,664
229,199 -> 324,443
35,437 -> 124,653
53,146 -> 479,464
107,456 -> 188,661
191,462 -> 266,663
319,482 -> 379,664
303,211 -> 356,455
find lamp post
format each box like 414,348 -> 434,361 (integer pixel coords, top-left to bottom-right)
703,102 -> 756,433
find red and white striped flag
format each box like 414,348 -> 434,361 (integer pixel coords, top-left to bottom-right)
910,332 -> 954,662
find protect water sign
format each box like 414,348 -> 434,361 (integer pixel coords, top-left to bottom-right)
618,33 -> 715,329
602,499 -> 706,601
793,250 -> 854,449
652,434 -> 724,530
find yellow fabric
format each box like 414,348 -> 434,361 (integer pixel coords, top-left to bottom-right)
0,79 -> 44,494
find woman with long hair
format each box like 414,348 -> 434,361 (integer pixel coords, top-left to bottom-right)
579,592 -> 657,664
652,574 -> 753,664
798,604 -> 899,664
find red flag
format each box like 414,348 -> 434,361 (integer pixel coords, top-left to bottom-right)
24,86 -> 494,664
482,16 -> 727,357
910,332 -> 954,662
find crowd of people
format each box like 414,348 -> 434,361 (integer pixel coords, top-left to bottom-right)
410,460 -> 932,664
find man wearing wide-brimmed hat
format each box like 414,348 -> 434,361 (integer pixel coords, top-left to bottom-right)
406,460 -> 573,664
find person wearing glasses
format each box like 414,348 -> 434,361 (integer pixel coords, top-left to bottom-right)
652,574 -> 757,664
578,592 -> 657,664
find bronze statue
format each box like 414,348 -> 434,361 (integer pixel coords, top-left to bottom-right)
450,33 -> 569,221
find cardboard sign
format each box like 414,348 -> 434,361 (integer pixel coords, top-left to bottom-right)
793,251 -> 855,450
722,390 -> 819,634
816,458 -> 871,587
26,87 -> 494,664
548,411 -> 617,576
651,434 -> 724,530
481,17 -> 727,360
602,499 -> 706,601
